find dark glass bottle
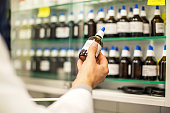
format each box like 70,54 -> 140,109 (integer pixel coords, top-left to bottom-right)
22,48 -> 31,71
107,46 -> 120,78
57,12 -> 69,39
50,47 -> 58,74
34,18 -> 42,40
78,11 -> 84,39
151,6 -> 165,36
117,5 -> 130,37
79,27 -> 105,61
142,45 -> 157,80
50,13 -> 58,39
119,46 -> 131,78
130,4 -> 143,37
39,47 -> 51,73
39,18 -> 46,39
35,47 -> 43,72
105,6 -> 117,37
116,9 -> 121,21
128,8 -> 133,21
141,6 -> 150,36
43,18 -> 51,39
101,47 -> 109,61
87,9 -> 96,38
29,16 -> 36,40
29,47 -> 36,72
159,45 -> 166,81
96,8 -> 106,32
131,45 -> 143,79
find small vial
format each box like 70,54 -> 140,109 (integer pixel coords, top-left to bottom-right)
79,27 -> 105,61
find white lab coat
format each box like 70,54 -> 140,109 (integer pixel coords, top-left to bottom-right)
0,36 -> 93,113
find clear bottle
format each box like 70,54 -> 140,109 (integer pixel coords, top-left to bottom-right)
40,47 -> 51,73
35,18 -> 42,40
116,9 -> 121,20
50,47 -> 58,74
78,11 -> 84,39
79,27 -> 105,61
97,8 -> 106,32
151,6 -> 165,36
119,46 -> 131,78
107,46 -> 120,78
35,47 -> 43,72
128,7 -> 133,21
117,5 -> 130,37
140,6 -> 150,36
87,9 -> 96,38
130,4 -> 143,37
105,6 -> 117,37
131,45 -> 143,79
50,13 -> 58,39
159,45 -> 166,81
57,12 -> 69,39
142,45 -> 157,80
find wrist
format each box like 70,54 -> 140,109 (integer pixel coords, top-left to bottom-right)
72,78 -> 93,88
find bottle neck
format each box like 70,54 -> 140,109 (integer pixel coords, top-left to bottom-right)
154,9 -> 160,16
121,10 -> 127,17
133,8 -> 139,15
133,50 -> 142,57
109,50 -> 118,57
162,50 -> 166,56
146,50 -> 155,57
121,50 -> 130,57
140,11 -> 146,17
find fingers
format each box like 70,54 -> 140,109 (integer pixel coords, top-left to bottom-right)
77,59 -> 83,71
98,52 -> 108,67
86,42 -> 98,61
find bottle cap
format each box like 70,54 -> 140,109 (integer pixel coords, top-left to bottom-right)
154,6 -> 160,15
130,7 -> 133,12
59,47 -> 67,57
121,5 -> 127,16
59,12 -> 66,22
140,6 -> 146,17
108,6 -> 115,17
68,11 -> 74,21
156,6 -> 159,10
51,13 -> 58,22
117,9 -> 121,19
136,45 -> 141,50
115,47 -> 120,57
95,27 -> 105,39
134,45 -> 142,57
133,4 -> 139,15
36,47 -> 42,56
146,45 -> 155,56
164,45 -> 166,50
142,6 -> 145,11
123,45 -> 129,50
148,45 -> 153,50
163,45 -> 166,56
109,46 -> 117,57
52,47 -> 57,50
52,13 -> 57,16
121,46 -> 130,57
44,47 -> 50,50
78,11 -> 84,20
88,9 -> 95,20
128,7 -> 133,18
98,8 -> 105,18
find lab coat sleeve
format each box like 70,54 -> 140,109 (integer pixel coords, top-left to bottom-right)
0,36 -> 94,113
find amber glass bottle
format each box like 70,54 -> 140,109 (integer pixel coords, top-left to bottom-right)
78,11 -> 84,39
87,9 -> 96,38
142,45 -> 157,80
35,47 -> 43,72
105,6 -> 117,37
131,45 -> 143,79
97,8 -> 106,32
119,46 -> 131,78
50,47 -> 58,74
117,5 -> 130,37
128,8 -> 133,21
159,45 -> 166,81
50,13 -> 58,39
151,6 -> 164,36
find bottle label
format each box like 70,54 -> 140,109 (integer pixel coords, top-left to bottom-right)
117,22 -> 129,33
105,23 -> 117,35
97,23 -> 105,32
40,28 -> 45,38
128,64 -> 131,75
56,27 -> 69,38
40,60 -> 50,71
130,22 -> 143,33
84,24 -> 88,35
156,23 -> 164,33
47,28 -> 51,38
142,65 -> 157,76
74,26 -> 78,36
26,60 -> 31,70
64,61 -> 71,73
82,40 -> 102,57
143,23 -> 150,34
108,64 -> 119,75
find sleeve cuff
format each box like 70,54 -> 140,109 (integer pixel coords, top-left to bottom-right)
72,84 -> 92,94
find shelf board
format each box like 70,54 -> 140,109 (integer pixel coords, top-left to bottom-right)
105,78 -> 165,84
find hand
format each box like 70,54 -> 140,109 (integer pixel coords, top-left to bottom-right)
72,42 -> 109,88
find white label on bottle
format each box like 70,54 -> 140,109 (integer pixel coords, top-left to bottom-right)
105,23 -> 117,35
156,23 -> 164,33
74,26 -> 78,36
130,22 -> 143,32
47,28 -> 51,38
128,64 -> 131,75
143,23 -> 150,34
97,23 -> 105,32
117,22 -> 129,33
84,25 -> 88,35
82,40 -> 102,57
56,27 -> 69,38
64,61 -> 71,73
40,28 -> 45,38
108,64 -> 119,75
40,60 -> 50,71
14,60 -> 22,69
26,60 -> 31,70
142,65 -> 157,76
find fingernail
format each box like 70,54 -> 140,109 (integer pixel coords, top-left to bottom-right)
92,41 -> 98,48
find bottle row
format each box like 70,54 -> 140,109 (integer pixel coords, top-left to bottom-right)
13,44 -> 166,81
13,5 -> 165,40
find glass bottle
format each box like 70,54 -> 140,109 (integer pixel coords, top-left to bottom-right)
14,18 -> 21,40
140,6 -> 150,36
44,18 -> 51,39
34,18 -> 42,40
151,6 -> 165,36
29,16 -> 36,40
107,46 -> 120,78
131,45 -> 143,79
130,4 -> 143,37
50,47 -> 58,74
119,46 -> 131,78
159,45 -> 166,81
97,8 -> 106,32
50,13 -> 58,39
79,27 -> 105,61
117,5 -> 130,37
35,47 -> 43,72
116,9 -> 121,20
128,8 -> 133,21
105,6 -> 117,37
19,17 -> 29,39
29,47 -> 36,72
78,11 -> 84,39
142,45 -> 157,80
87,9 -> 96,38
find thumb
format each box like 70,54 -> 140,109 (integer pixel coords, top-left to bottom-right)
86,41 -> 98,61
